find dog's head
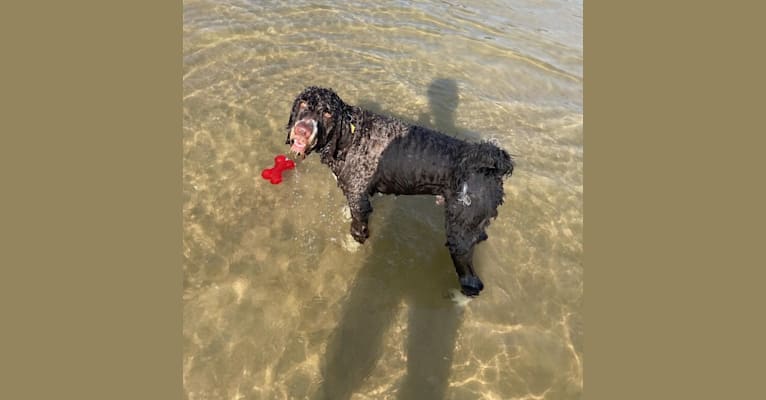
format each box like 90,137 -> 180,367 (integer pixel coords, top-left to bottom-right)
285,86 -> 348,159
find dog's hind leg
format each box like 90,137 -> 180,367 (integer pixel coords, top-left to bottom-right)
448,245 -> 484,297
444,218 -> 489,296
443,181 -> 499,296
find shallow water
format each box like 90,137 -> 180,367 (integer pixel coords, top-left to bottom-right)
183,1 -> 582,399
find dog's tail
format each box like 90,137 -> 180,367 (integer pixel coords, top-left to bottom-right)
458,141 -> 514,179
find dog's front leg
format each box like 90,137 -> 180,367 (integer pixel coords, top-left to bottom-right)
344,191 -> 372,244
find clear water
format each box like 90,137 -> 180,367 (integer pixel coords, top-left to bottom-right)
183,1 -> 582,399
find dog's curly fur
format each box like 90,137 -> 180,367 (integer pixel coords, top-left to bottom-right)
285,86 -> 514,296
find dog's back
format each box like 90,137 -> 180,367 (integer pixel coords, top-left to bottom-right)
372,124 -> 465,195
370,121 -> 512,198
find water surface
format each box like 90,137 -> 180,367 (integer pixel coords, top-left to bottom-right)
183,1 -> 582,399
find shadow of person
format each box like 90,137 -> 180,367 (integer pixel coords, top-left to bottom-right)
418,78 -> 459,136
418,78 -> 485,144
314,79 -> 466,400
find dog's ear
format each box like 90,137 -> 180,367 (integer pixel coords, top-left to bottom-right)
323,110 -> 342,158
326,108 -> 356,160
322,111 -> 334,131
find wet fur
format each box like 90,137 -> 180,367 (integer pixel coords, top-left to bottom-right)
285,86 -> 514,296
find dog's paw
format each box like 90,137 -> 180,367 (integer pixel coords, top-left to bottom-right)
459,276 -> 484,297
350,221 -> 369,244
350,230 -> 368,244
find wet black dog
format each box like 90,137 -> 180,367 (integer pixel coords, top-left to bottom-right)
285,86 -> 513,296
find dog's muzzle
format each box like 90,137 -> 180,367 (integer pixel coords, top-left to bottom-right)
289,119 -> 317,158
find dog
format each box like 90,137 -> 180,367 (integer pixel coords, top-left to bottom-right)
285,86 -> 514,296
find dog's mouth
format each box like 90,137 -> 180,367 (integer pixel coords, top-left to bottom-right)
289,119 -> 317,158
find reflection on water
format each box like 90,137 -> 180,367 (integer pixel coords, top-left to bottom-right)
184,1 -> 582,399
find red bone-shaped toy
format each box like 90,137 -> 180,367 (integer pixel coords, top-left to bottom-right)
261,154 -> 295,184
